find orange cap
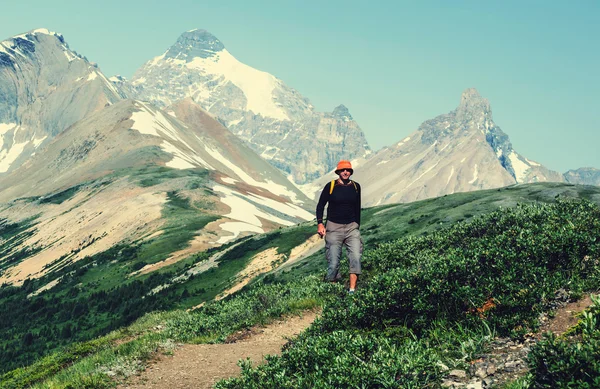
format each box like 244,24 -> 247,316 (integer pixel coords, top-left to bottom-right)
335,160 -> 353,174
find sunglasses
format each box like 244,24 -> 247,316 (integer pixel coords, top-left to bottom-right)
339,169 -> 352,173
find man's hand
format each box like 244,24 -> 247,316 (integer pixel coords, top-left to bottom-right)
317,223 -> 326,238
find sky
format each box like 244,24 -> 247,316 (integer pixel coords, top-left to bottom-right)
1,0 -> 598,173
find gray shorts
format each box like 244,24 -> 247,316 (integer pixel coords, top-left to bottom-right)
325,221 -> 363,281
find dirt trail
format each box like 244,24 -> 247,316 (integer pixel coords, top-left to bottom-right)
119,310 -> 318,389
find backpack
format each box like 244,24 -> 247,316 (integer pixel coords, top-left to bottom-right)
329,180 -> 358,195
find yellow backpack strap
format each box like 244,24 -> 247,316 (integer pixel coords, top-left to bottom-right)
329,180 -> 335,195
352,181 -> 358,192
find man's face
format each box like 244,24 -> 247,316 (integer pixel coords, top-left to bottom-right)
338,169 -> 352,180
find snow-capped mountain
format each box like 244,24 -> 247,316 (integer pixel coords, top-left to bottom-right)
0,98 -> 313,285
0,28 -> 124,175
331,89 -> 565,206
128,29 -> 370,184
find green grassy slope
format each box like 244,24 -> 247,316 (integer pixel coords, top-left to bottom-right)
270,182 -> 600,283
1,182 -> 600,388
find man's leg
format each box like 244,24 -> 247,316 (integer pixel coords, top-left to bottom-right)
325,222 -> 343,282
345,222 -> 363,289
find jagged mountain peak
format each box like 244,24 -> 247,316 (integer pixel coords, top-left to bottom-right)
4,28 -> 62,41
0,28 -> 127,175
456,88 -> 492,121
129,29 -> 371,184
1,28 -> 66,66
332,104 -> 353,120
164,29 -> 225,61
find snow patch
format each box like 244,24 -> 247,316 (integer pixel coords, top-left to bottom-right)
377,160 -> 389,165
525,157 -> 541,167
260,146 -> 279,159
221,177 -> 237,184
396,136 -> 411,147
132,76 -> 147,86
130,103 -> 214,170
32,28 -> 57,35
447,166 -> 455,185
0,139 -> 28,173
96,71 -> 121,98
204,144 -> 306,205
407,162 -> 439,189
0,43 -> 10,55
33,135 -> 47,148
213,184 -> 310,229
160,140 -> 213,170
0,123 -> 17,135
228,118 -> 243,127
185,49 -> 289,120
460,157 -> 466,163
63,50 -> 77,62
12,33 -> 33,41
509,152 -> 531,182
468,164 -> 479,184
87,72 -> 98,81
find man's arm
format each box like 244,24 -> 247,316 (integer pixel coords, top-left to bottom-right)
356,182 -> 361,226
316,184 -> 329,237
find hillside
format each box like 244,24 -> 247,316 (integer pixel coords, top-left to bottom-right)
1,182 -> 600,388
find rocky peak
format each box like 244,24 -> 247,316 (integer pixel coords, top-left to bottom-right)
1,29 -> 64,67
331,104 -> 353,120
455,88 -> 492,122
164,29 -> 225,61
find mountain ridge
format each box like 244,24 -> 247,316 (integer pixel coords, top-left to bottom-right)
128,29 -> 371,184
0,28 -> 124,176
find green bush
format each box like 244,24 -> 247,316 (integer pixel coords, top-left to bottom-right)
526,295 -> 600,389
216,199 -> 600,388
217,330 -> 444,389
316,199 -> 600,337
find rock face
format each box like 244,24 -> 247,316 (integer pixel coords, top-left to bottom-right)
564,167 -> 600,186
0,29 -> 124,175
128,29 -> 370,183
0,99 -> 314,284
345,89 -> 564,206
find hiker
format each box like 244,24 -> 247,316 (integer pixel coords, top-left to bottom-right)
316,160 -> 363,293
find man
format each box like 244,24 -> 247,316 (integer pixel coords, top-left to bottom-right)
316,160 -> 363,294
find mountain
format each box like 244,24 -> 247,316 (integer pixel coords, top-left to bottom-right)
0,99 -> 313,285
0,28 -> 124,175
319,89 -> 565,206
564,167 -> 600,186
127,29 -> 371,184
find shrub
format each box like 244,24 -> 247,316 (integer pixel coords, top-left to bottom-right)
526,295 -> 600,388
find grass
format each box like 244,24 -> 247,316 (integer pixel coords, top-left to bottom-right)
216,198 -> 600,388
1,277 -> 329,389
3,182 -> 600,387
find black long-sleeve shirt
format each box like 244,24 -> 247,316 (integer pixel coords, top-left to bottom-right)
316,179 -> 361,226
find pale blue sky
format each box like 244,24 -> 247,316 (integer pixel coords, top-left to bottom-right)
1,1 -> 598,173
